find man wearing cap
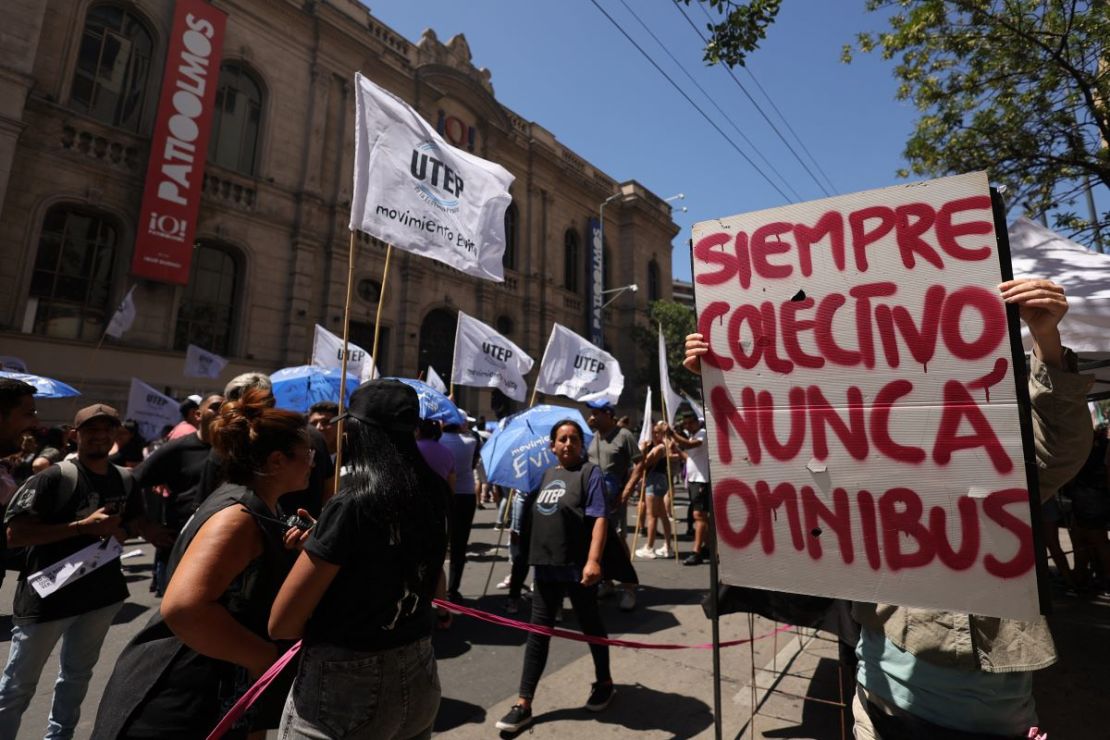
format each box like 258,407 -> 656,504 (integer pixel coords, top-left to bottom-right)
586,401 -> 641,611
0,404 -> 157,739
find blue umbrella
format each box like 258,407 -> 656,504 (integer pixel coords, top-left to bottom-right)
0,370 -> 80,398
388,378 -> 466,426
480,404 -> 594,492
270,365 -> 359,414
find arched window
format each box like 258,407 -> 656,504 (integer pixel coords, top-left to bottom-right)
419,308 -> 458,382
70,4 -> 155,131
564,228 -> 579,293
174,243 -> 239,354
208,63 -> 263,175
30,205 -> 119,341
503,203 -> 518,271
647,258 -> 661,302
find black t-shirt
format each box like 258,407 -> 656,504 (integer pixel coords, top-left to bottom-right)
195,427 -> 335,518
132,434 -> 212,526
303,482 -> 448,651
4,461 -> 141,624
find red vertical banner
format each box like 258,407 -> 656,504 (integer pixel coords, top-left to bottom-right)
131,0 -> 227,285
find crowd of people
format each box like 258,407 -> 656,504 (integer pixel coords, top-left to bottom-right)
0,278 -> 1104,739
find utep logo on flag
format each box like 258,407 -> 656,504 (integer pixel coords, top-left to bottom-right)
349,72 -> 514,282
535,323 -> 624,405
451,311 -> 533,402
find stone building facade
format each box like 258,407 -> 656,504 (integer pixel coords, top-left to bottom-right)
0,0 -> 678,420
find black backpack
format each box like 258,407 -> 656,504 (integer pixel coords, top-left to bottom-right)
3,461 -> 134,574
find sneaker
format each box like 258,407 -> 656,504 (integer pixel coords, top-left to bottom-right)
683,553 -> 704,566
585,681 -> 616,711
495,704 -> 533,732
635,546 -> 656,560
597,580 -> 616,599
496,574 -> 513,590
619,589 -> 636,611
505,598 -> 520,615
655,545 -> 672,558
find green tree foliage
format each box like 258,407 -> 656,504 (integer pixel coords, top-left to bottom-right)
632,300 -> 701,398
686,0 -> 1110,244
678,0 -> 783,67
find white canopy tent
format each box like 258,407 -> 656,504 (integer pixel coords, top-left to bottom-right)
1009,217 -> 1110,400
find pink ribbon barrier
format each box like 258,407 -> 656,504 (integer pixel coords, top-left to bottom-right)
207,600 -> 794,737
433,598 -> 795,650
206,640 -> 301,740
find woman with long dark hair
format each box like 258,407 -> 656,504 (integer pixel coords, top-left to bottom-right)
108,419 -> 147,468
495,418 -> 614,733
91,389 -> 314,739
270,379 -> 450,739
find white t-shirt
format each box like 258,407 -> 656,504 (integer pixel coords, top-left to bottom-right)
685,428 -> 709,483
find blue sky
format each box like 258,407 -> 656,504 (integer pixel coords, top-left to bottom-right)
373,1 -> 923,281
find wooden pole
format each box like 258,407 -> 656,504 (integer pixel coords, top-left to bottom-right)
629,470 -> 648,556
370,243 -> 393,375
659,392 -> 679,563
528,386 -> 539,407
332,231 -> 359,498
482,488 -> 515,597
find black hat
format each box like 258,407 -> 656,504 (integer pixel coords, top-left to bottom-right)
73,404 -> 121,429
334,379 -> 419,432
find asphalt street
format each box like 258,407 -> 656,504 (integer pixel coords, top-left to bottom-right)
0,490 -> 849,739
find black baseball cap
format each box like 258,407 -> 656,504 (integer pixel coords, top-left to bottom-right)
333,379 -> 419,432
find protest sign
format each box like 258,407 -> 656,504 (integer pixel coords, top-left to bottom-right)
126,378 -> 180,442
691,171 -> 1039,620
348,73 -> 514,282
311,324 -> 378,382
534,323 -> 624,405
183,344 -> 227,379
451,311 -> 533,402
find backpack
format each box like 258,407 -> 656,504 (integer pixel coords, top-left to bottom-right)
3,460 -> 134,572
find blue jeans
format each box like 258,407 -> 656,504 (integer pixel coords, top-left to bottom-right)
0,600 -> 122,739
279,638 -> 440,739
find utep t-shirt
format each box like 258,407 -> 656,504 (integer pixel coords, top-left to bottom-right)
5,462 -> 140,624
303,480 -> 449,651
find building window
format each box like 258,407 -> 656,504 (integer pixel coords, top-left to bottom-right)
30,206 -> 119,341
496,315 -> 514,335
647,258 -> 661,302
174,243 -> 238,355
503,203 -> 518,271
564,228 -> 579,293
349,321 -> 388,373
209,63 -> 263,175
70,5 -> 155,132
357,278 -> 381,304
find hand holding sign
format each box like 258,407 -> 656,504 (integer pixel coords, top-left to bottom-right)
999,278 -> 1067,368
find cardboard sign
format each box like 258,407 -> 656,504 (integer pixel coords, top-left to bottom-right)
691,172 -> 1039,620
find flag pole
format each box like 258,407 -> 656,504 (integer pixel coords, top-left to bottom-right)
482,488 -> 515,597
370,243 -> 393,375
659,386 -> 679,564
333,230 -> 358,498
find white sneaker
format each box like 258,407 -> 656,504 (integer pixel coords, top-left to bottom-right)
496,575 -> 512,590
655,545 -> 672,558
635,546 -> 657,560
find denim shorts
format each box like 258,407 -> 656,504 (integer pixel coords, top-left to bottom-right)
645,471 -> 669,497
279,637 -> 440,739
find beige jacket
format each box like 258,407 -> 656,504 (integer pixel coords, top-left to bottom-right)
854,350 -> 1094,674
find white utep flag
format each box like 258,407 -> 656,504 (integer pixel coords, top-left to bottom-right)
311,324 -> 379,383
450,311 -> 533,402
183,344 -> 228,379
104,285 -> 137,338
126,378 -> 180,442
657,326 -> 683,424
426,365 -> 447,394
534,323 -> 624,405
638,386 -> 654,446
349,73 -> 515,282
